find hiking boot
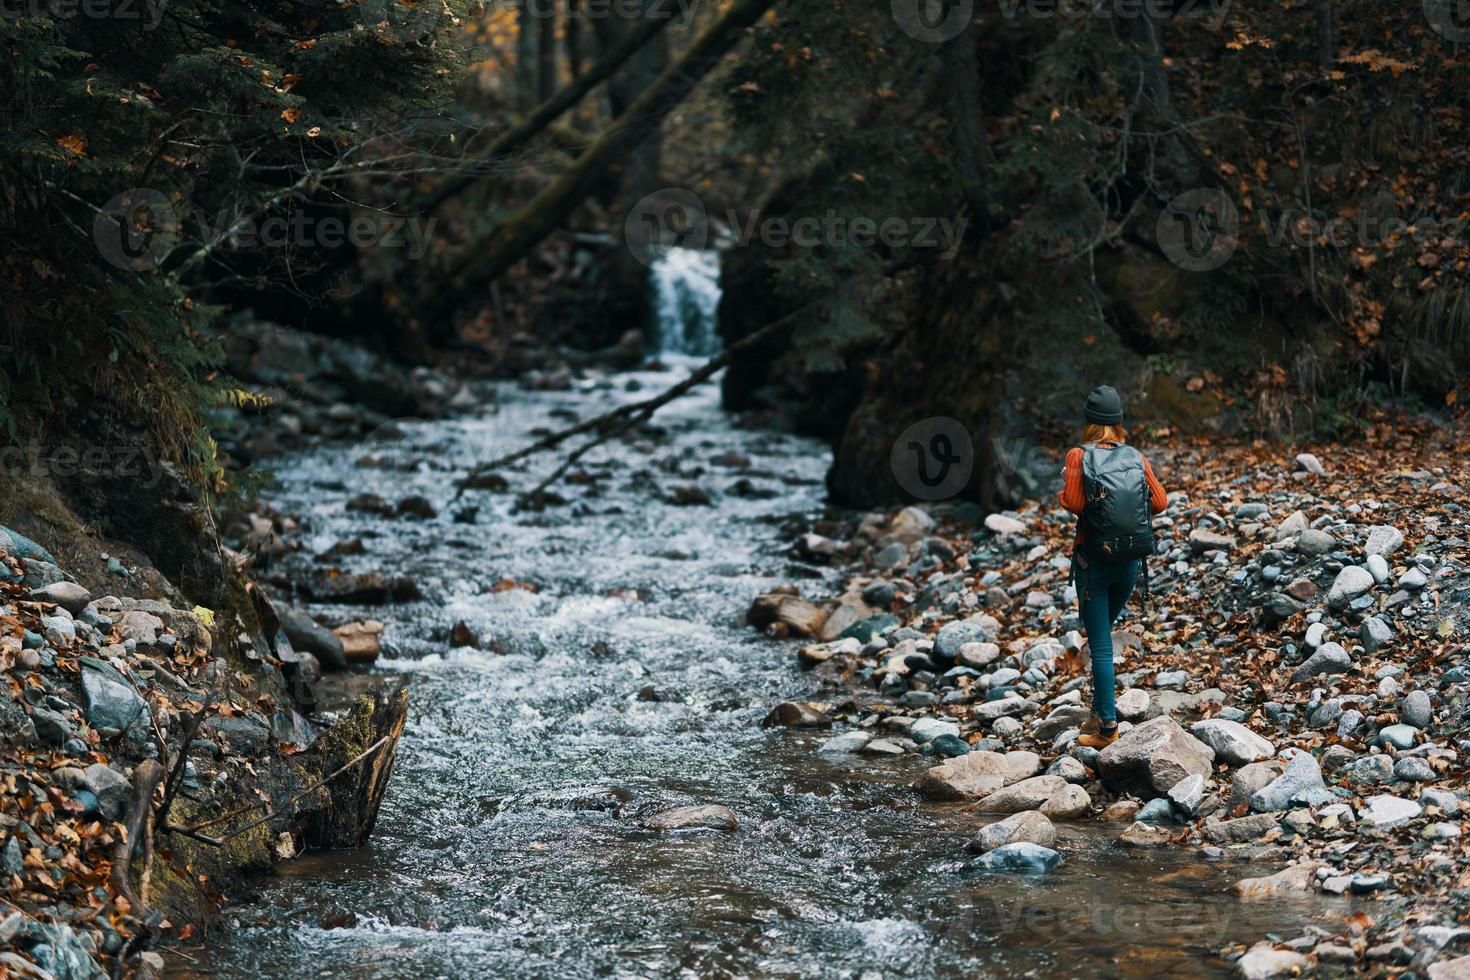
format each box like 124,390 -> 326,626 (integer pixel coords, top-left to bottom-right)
1077,725 -> 1118,749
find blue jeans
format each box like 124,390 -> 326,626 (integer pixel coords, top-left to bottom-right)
1073,557 -> 1138,725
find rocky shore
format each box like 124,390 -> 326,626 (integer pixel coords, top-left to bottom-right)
753,438 -> 1470,977
0,324 -> 475,978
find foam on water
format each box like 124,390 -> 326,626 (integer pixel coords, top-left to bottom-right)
185,361 -> 1350,979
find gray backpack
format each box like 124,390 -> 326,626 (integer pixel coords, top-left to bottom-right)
1081,443 -> 1156,563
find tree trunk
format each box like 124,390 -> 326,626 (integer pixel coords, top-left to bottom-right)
537,1 -> 558,104
1315,0 -> 1335,68
1119,11 -> 1198,192
565,0 -> 583,84
940,9 -> 989,238
420,0 -> 684,214
515,0 -> 539,110
446,0 -> 772,292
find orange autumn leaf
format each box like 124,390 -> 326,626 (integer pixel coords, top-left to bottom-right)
281,107 -> 301,124
56,134 -> 87,156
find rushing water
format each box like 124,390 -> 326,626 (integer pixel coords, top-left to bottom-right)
179,361 -> 1350,979
183,263 -> 1347,976
649,247 -> 721,357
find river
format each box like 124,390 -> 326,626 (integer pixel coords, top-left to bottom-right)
182,254 -> 1344,978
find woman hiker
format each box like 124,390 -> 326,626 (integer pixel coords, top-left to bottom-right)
1058,385 -> 1168,749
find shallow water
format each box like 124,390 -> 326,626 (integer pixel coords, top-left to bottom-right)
182,362 -> 1348,978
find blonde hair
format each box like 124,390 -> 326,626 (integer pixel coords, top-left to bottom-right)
1082,423 -> 1128,445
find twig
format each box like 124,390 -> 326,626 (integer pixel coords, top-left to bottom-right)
457,300 -> 819,496
153,706 -> 210,832
165,735 -> 393,844
111,760 -> 165,911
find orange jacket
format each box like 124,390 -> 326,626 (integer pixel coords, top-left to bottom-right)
1059,443 -> 1168,547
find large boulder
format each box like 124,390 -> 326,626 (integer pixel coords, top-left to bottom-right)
914,751 -> 1009,801
641,805 -> 738,832
960,842 -> 1062,875
1235,943 -> 1311,978
1189,719 -> 1276,766
1002,751 -> 1042,784
819,596 -> 876,642
1249,751 -> 1333,812
975,775 -> 1078,815
278,607 -> 348,670
969,810 -> 1057,853
1230,863 -> 1319,898
29,581 -> 92,614
79,658 -> 149,735
1098,717 -> 1215,797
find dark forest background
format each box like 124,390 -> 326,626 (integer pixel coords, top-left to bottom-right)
3,0 -> 1469,575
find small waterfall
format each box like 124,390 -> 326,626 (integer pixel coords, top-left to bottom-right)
649,246 -> 722,357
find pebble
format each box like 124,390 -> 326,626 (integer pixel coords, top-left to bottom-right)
1393,757 -> 1434,782
1363,525 -> 1404,558
1400,690 -> 1432,729
1326,566 -> 1375,609
1378,724 -> 1418,750
1359,795 -> 1422,829
1289,642 -> 1352,684
1421,788 -> 1460,815
1360,617 -> 1393,652
816,732 -> 871,754
1365,553 -> 1390,584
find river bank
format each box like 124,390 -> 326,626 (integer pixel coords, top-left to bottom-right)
171,349 -> 1366,978
749,428 -> 1470,975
